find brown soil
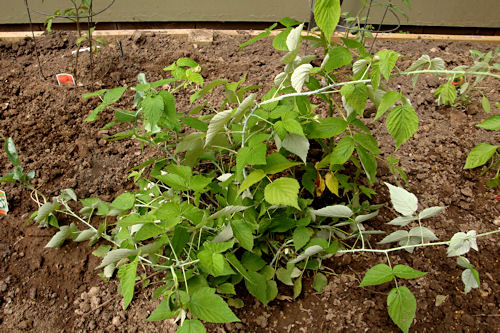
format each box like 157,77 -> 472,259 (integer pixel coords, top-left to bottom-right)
0,31 -> 499,332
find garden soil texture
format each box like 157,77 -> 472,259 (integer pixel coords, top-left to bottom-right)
0,31 -> 499,332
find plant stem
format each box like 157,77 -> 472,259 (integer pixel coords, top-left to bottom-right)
404,70 -> 500,80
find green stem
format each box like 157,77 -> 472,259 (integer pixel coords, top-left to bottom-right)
404,70 -> 500,80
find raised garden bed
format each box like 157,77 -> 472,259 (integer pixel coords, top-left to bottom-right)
0,29 -> 498,332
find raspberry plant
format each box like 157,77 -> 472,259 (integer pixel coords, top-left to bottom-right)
4,0 -> 499,332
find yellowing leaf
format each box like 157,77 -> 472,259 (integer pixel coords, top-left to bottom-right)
325,172 -> 339,196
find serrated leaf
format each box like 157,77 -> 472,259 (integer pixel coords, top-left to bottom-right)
111,192 -> 135,210
74,229 -> 97,242
291,64 -> 313,93
142,94 -> 164,130
434,83 -> 457,106
103,86 -> 127,104
359,264 -> 394,286
375,91 -> 400,121
476,114 -> 500,130
311,205 -> 353,218
356,146 -> 377,184
387,216 -> 417,226
378,230 -> 409,244
385,182 -> 418,216
146,297 -> 177,321
447,230 -> 478,257
353,133 -> 380,154
205,110 -> 232,148
217,283 -> 236,295
341,83 -> 367,115
462,268 -> 480,294
313,272 -> 328,292
314,0 -> 341,40
324,46 -> 352,71
238,170 -> 266,195
386,105 -> 418,149
45,225 -> 70,248
286,23 -> 304,52
464,143 -> 499,169
245,271 -> 269,304
208,206 -> 249,220
118,258 -> 138,310
36,201 -> 56,223
355,210 -> 379,223
189,287 -> 240,323
375,50 -> 400,81
408,226 -> 438,241
282,134 -> 309,164
264,153 -> 301,174
392,265 -> 427,279
293,227 -> 313,251
387,286 -> 416,333
96,248 -> 137,269
330,136 -> 355,165
231,220 -> 253,251
178,319 -> 206,333
308,117 -> 347,139
418,206 -> 445,219
264,177 -> 300,209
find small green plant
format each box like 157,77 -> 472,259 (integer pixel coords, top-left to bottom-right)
42,0 -> 108,78
10,1 -> 498,332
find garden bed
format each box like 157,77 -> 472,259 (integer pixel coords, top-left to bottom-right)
0,31 -> 498,332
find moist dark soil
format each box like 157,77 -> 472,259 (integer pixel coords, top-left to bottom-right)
0,31 -> 499,332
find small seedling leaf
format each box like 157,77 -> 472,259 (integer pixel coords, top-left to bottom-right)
387,286 -> 416,333
447,231 -> 478,257
385,182 -> 418,216
97,248 -> 137,269
359,264 -> 394,286
36,201 -> 57,224
387,216 -> 417,227
481,95 -> 491,113
462,268 -> 480,294
4,137 -> 20,166
393,265 -> 427,279
45,225 -> 70,248
74,229 -> 97,242
313,272 -> 328,292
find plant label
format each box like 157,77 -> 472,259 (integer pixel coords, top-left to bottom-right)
0,190 -> 8,215
56,73 -> 75,86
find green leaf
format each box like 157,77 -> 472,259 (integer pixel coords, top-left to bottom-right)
293,276 -> 302,298
111,192 -> 135,210
205,110 -> 232,148
74,229 -> 97,242
45,225 -> 70,248
323,46 -> 352,71
314,0 -> 341,40
4,137 -> 20,166
476,114 -> 500,130
238,169 -> 266,195
208,205 -> 248,220
231,220 -> 254,251
198,251 -> 227,277
353,133 -> 380,154
293,227 -> 313,251
356,146 -> 377,184
481,95 -> 491,113
393,265 -> 427,279
282,118 -> 304,136
238,23 -> 277,49
282,133 -> 309,164
359,264 -> 394,286
147,298 -> 177,321
341,83 -> 368,115
82,89 -> 107,99
434,83 -> 457,106
118,257 -> 138,310
375,91 -> 400,121
178,319 -> 206,333
264,177 -> 300,209
464,143 -> 499,169
330,136 -> 355,165
387,286 -> 416,333
378,230 -> 409,245
286,23 -> 304,52
308,117 -> 347,139
142,94 -> 164,130
189,287 -> 239,323
291,64 -> 313,93
96,248 -> 138,269
245,271 -> 269,304
418,206 -> 445,219
36,201 -> 56,224
375,50 -> 400,81
385,182 -> 418,216
264,153 -> 301,174
103,86 -> 127,104
311,205 -> 353,218
273,28 -> 292,51
386,105 -> 418,149
313,272 -> 328,292
462,268 -> 480,294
